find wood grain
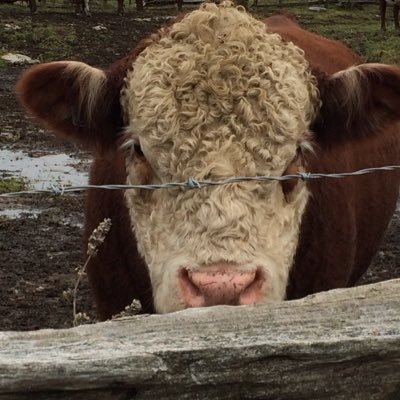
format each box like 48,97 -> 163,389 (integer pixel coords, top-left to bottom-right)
1,279 -> 399,399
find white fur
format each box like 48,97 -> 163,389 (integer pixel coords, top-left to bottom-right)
121,2 -> 320,313
64,61 -> 106,124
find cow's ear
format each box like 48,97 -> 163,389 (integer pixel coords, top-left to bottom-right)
16,61 -> 122,149
312,64 -> 400,146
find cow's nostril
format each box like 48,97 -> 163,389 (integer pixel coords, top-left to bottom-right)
178,268 -> 206,308
239,269 -> 265,305
178,266 -> 264,308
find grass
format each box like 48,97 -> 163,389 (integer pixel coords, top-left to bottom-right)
0,3 -> 398,64
0,17 -> 80,62
299,6 -> 400,63
0,177 -> 29,194
0,49 -> 8,68
30,23 -> 78,61
254,4 -> 400,63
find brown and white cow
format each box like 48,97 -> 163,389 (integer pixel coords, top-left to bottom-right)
16,2 -> 400,319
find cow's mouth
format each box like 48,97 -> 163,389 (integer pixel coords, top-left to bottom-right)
178,264 -> 265,308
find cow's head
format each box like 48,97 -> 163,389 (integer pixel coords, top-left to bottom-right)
17,2 -> 400,313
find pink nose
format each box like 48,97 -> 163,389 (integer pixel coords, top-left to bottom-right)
178,265 -> 264,308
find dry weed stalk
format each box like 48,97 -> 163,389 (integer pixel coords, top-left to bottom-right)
72,218 -> 112,327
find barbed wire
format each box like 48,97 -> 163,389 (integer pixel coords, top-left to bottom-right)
1,165 -> 400,197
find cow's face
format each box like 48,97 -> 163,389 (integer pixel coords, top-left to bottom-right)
122,3 -> 319,312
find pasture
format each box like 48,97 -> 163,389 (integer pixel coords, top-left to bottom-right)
0,1 -> 399,332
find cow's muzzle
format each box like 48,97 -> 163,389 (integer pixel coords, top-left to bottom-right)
178,264 -> 265,308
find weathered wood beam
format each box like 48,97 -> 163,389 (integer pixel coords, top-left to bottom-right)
1,279 -> 400,399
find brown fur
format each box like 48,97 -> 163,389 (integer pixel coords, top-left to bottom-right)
265,13 -> 362,74
267,15 -> 400,297
84,150 -> 154,316
16,12 -> 400,319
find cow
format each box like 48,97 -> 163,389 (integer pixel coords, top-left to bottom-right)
380,0 -> 400,31
16,2 -> 400,319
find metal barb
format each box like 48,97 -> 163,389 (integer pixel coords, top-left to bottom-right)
0,165 -> 399,197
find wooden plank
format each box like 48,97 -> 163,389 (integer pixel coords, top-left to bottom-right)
0,279 -> 400,399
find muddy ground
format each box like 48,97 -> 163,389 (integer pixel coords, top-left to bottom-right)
0,6 -> 399,332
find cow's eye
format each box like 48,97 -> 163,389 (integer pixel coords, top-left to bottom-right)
281,175 -> 298,199
281,149 -> 303,202
126,136 -> 153,185
133,137 -> 144,158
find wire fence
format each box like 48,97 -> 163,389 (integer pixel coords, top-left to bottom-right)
1,165 -> 400,197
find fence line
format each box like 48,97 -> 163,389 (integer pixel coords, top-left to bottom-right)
1,165 -> 400,197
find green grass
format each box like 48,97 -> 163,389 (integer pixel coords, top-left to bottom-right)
0,17 -> 80,62
298,6 -> 400,63
254,4 -> 400,63
30,23 -> 78,61
0,3 -> 398,63
0,177 -> 29,194
0,48 -> 8,68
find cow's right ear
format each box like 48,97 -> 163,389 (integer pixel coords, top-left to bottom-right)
16,61 -> 123,149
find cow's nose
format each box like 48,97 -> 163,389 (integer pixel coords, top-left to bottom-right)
178,265 -> 264,308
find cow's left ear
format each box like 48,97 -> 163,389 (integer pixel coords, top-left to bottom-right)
312,64 -> 400,146
16,61 -> 123,150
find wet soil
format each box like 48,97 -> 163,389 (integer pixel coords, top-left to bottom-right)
0,10 -> 172,331
0,8 -> 399,332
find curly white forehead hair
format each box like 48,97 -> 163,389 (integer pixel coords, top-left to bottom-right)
122,1 -> 320,173
120,1 -> 321,313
